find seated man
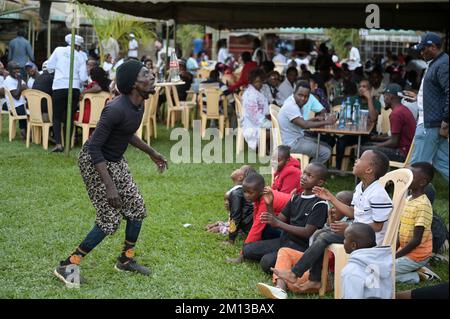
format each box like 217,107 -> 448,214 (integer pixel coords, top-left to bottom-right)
278,80 -> 336,164
3,61 -> 28,139
361,83 -> 416,162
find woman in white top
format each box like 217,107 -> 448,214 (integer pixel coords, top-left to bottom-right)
241,68 -> 271,151
217,39 -> 229,64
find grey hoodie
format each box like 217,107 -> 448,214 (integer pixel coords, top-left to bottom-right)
341,246 -> 393,299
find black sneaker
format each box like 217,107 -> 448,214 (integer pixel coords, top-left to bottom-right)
53,264 -> 85,288
114,259 -> 150,276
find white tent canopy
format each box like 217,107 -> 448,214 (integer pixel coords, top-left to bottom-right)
77,0 -> 448,30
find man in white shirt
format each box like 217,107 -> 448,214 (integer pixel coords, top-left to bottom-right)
25,61 -> 40,89
154,38 -> 174,73
102,34 -> 120,61
46,34 -> 88,152
128,33 -> 139,59
278,80 -> 335,163
3,61 -> 28,138
343,41 -> 361,71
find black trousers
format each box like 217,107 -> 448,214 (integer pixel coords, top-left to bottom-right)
242,234 -> 306,273
52,88 -> 80,145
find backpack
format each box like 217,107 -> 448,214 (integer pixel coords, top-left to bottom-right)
431,214 -> 449,254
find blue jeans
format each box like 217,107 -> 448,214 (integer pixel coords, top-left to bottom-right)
396,256 -> 429,284
411,123 -> 449,182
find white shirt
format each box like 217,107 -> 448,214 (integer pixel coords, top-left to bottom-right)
351,181 -> 393,246
27,77 -> 35,89
272,53 -> 287,64
3,75 -> 26,108
347,47 -> 361,71
103,37 -> 120,61
218,47 -> 229,64
417,63 -> 429,126
277,78 -> 296,105
128,39 -> 139,58
46,46 -> 88,90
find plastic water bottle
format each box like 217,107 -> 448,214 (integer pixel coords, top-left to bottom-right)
338,107 -> 345,129
345,97 -> 352,122
169,51 -> 180,82
353,98 -> 361,126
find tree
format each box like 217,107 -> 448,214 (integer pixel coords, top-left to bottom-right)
80,4 -> 156,63
176,24 -> 204,58
325,28 -> 360,60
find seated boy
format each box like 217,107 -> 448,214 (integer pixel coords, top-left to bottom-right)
206,165 -> 255,243
396,162 -> 434,284
227,172 -> 291,263
257,190 -> 353,299
271,145 -> 303,195
271,150 -> 393,294
243,163 -> 329,273
342,223 -> 393,299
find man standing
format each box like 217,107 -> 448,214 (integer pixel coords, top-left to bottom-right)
102,34 -> 120,61
53,60 -> 167,287
8,29 -> 34,78
46,34 -> 88,152
128,33 -> 139,60
409,32 -> 449,182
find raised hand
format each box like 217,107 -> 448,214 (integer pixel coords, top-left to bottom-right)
312,186 -> 334,201
262,186 -> 274,207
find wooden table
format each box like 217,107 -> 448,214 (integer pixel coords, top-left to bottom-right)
310,120 -> 375,183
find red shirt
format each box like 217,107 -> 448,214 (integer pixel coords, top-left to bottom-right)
272,157 -> 304,194
74,81 -> 97,123
229,61 -> 258,92
389,104 -> 416,157
244,190 -> 291,244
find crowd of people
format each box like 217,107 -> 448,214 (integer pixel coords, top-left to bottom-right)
1,29 -> 448,298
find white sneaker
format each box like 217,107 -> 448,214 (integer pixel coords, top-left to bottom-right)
418,266 -> 441,281
256,283 -> 287,299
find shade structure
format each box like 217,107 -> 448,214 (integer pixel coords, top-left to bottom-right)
77,0 -> 448,30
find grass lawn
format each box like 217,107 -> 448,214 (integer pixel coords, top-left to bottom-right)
0,120 -> 448,298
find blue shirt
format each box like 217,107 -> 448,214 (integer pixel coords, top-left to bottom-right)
8,36 -> 34,67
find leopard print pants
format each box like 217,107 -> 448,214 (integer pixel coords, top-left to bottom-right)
78,146 -> 147,235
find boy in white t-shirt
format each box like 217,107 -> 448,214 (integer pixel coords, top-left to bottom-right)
271,149 -> 392,295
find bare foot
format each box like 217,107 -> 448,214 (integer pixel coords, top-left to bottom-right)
298,280 -> 321,293
270,267 -> 298,284
226,255 -> 243,263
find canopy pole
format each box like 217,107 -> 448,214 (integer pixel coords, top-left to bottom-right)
65,0 -> 77,156
47,18 -> 51,58
164,20 -> 170,74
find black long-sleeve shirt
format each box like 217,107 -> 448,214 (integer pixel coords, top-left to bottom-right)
228,186 -> 253,241
86,95 -> 143,164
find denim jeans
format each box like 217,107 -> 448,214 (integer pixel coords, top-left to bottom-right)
396,256 -> 429,284
289,136 -> 332,164
411,123 -> 449,182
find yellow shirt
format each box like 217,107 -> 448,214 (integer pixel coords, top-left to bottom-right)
398,194 -> 433,262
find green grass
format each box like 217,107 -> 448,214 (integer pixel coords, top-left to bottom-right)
0,120 -> 448,299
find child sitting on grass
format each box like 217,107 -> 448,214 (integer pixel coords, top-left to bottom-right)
342,222 -> 393,299
206,165 -> 255,243
271,150 -> 392,294
271,145 -> 303,195
227,172 -> 291,263
257,190 -> 353,299
396,162 -> 434,284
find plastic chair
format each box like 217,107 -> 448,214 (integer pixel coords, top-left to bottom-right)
136,87 -> 160,144
22,89 -> 53,150
377,107 -> 392,135
389,139 -> 414,168
270,104 -> 310,172
166,85 -> 195,129
4,88 -> 28,142
234,93 -> 245,155
198,87 -> 226,139
0,107 -> 9,136
319,168 -> 413,299
73,92 -> 111,145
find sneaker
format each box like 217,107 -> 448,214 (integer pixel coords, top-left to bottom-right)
114,259 -> 150,276
418,266 -> 441,281
256,283 -> 287,299
51,146 -> 64,153
53,264 -> 84,288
